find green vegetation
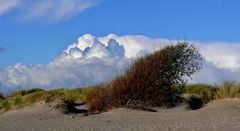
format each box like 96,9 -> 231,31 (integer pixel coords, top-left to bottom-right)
0,92 -> 5,100
24,91 -> 46,103
0,82 -> 240,112
180,82 -> 240,109
187,95 -> 204,110
182,82 -> 240,101
86,43 -> 203,112
46,87 -> 95,102
0,87 -> 96,111
12,97 -> 24,106
214,81 -> 240,99
10,88 -> 45,98
179,84 -> 216,103
0,100 -> 11,111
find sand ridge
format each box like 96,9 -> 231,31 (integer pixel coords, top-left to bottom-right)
0,99 -> 240,131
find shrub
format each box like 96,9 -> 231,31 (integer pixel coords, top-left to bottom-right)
0,92 -> 5,100
182,84 -> 216,103
12,97 -> 24,106
86,87 -> 107,112
0,100 -> 11,110
214,81 -> 240,99
187,95 -> 204,110
86,43 -> 203,112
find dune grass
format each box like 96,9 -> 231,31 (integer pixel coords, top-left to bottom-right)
24,91 -> 47,104
12,97 -> 24,106
10,88 -> 45,98
179,82 -> 240,108
214,81 -> 240,99
0,86 -> 96,111
46,87 -> 96,102
0,100 -> 11,111
179,84 -> 217,103
1,82 -> 240,112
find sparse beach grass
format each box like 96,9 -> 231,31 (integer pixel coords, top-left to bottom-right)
1,82 -> 240,112
214,81 -> 240,99
179,84 -> 217,103
0,86 -> 96,111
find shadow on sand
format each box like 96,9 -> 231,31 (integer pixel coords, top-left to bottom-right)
60,101 -> 90,115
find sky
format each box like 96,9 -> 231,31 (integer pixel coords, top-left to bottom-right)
1,0 -> 240,67
0,0 -> 240,94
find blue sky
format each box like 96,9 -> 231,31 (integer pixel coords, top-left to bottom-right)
0,0 -> 240,67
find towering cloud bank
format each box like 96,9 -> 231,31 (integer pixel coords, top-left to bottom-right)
1,34 -> 240,94
192,42 -> 240,83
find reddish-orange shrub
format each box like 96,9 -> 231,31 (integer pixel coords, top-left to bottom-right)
86,43 -> 203,112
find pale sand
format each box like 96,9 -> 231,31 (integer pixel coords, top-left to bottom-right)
0,99 -> 240,131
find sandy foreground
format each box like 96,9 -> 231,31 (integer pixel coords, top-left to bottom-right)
0,99 -> 240,131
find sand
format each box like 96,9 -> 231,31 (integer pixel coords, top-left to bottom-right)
0,99 -> 240,131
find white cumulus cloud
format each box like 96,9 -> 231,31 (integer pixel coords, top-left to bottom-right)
1,34 -> 240,94
0,0 -> 101,22
200,43 -> 240,71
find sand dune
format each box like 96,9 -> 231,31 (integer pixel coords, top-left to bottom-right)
0,99 -> 240,131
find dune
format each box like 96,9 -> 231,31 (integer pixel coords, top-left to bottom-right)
0,99 -> 239,131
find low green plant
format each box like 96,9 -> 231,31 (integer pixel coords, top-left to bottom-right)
187,95 -> 204,110
80,86 -> 100,102
0,86 -> 98,112
46,87 -> 96,102
46,88 -> 68,101
10,88 -> 45,98
0,92 -> 5,100
183,84 -> 216,103
10,90 -> 27,98
24,91 -> 46,103
0,100 -> 11,110
12,97 -> 24,106
26,88 -> 45,94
